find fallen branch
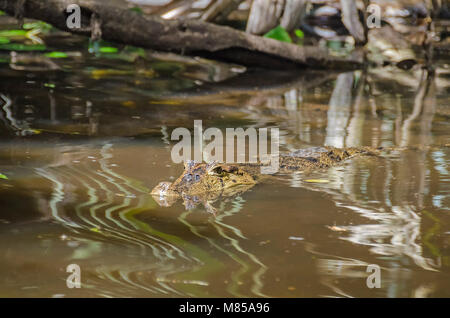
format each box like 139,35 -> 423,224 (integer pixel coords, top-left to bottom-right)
0,0 -> 363,70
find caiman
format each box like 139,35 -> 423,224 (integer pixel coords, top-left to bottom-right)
151,146 -> 381,213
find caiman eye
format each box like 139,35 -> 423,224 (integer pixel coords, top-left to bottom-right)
184,174 -> 193,182
210,166 -> 223,175
195,174 -> 200,181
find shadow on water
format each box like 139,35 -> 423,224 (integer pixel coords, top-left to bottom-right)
0,17 -> 449,297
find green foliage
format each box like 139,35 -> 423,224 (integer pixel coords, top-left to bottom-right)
0,30 -> 27,37
23,21 -> 52,32
0,173 -> 8,180
294,29 -> 304,39
89,40 -> 119,55
99,46 -> 119,53
0,11 -> 5,16
129,7 -> 144,14
45,51 -> 68,58
263,25 -> 292,43
0,20 -> 56,53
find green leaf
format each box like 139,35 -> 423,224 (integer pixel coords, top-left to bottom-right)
23,21 -> 52,31
263,25 -> 292,43
0,173 -> 8,180
45,51 -> 68,58
0,11 -> 5,16
129,7 -> 143,14
99,46 -> 118,53
23,22 -> 38,30
44,83 -> 56,88
89,40 -> 120,55
0,30 -> 27,37
294,29 -> 304,39
0,37 -> 10,44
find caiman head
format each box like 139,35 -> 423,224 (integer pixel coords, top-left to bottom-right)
151,160 -> 256,211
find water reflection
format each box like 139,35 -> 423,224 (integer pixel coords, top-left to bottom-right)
291,69 -> 449,297
0,140 -> 273,297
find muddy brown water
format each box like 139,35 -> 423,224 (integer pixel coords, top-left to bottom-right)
0,19 -> 449,297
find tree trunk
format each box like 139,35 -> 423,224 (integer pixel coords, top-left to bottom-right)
340,0 -> 366,44
246,0 -> 307,35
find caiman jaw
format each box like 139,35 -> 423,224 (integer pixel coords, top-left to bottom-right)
151,181 -> 180,207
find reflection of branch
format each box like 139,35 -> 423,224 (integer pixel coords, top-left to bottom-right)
150,70 -> 338,104
9,52 -> 60,71
400,70 -> 435,147
0,93 -> 34,135
178,209 -> 268,297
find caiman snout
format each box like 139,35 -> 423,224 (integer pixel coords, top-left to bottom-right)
151,181 -> 180,207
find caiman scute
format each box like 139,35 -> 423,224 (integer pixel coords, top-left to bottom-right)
151,146 -> 380,213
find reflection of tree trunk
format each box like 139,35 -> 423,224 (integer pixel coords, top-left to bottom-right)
400,71 -> 436,147
346,71 -> 366,146
396,71 -> 436,209
325,72 -> 354,148
394,95 -> 403,146
49,91 -> 56,123
419,73 -> 436,147
416,72 -> 436,209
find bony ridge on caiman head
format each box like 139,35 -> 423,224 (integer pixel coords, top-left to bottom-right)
151,146 -> 381,214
